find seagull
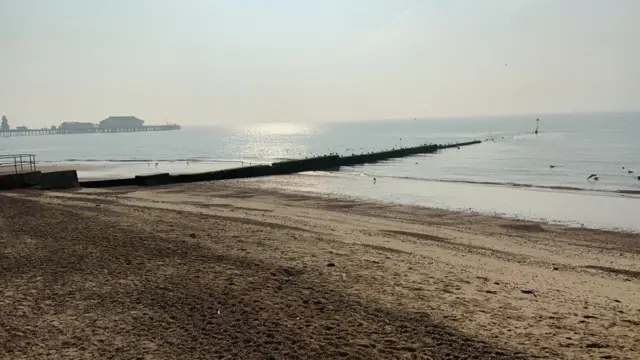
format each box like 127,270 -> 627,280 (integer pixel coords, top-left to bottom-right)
550,165 -> 556,169
373,177 -> 376,183
628,170 -> 634,174
587,174 -> 599,180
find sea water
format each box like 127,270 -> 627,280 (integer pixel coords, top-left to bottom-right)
2,112 -> 639,231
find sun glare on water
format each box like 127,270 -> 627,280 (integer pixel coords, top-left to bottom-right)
243,123 -> 316,136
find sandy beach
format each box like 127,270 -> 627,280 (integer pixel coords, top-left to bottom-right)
35,164 -> 101,173
1,179 -> 639,359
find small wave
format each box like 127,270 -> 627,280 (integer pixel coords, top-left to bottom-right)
300,171 -> 340,176
301,170 -> 367,177
383,176 -> 640,196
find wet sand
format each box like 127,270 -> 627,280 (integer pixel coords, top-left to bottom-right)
1,180 -> 639,359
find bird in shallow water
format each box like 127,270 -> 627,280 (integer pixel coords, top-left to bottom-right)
587,174 -> 599,181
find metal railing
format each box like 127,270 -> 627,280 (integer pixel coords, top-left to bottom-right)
0,154 -> 37,174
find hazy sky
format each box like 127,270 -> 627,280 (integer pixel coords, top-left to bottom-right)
1,0 -> 638,127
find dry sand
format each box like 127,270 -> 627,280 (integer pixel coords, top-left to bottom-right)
35,164 -> 101,172
1,179 -> 639,359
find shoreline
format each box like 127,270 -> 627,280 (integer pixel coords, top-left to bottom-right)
26,162 -> 640,232
233,174 -> 640,233
1,181 -> 638,358
40,161 -> 640,195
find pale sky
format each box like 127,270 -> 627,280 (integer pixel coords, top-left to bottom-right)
1,0 -> 639,127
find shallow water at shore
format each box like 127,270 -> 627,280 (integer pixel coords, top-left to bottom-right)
245,173 -> 640,232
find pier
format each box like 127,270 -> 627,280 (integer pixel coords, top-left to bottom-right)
0,124 -> 180,137
0,115 -> 180,137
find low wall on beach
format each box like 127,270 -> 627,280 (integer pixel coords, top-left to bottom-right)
0,171 -> 42,190
135,173 -> 172,186
171,165 -> 275,184
73,140 -> 482,189
39,170 -> 80,190
79,177 -> 138,188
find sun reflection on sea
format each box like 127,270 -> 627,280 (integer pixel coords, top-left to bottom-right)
242,123 -> 317,136
227,123 -> 319,161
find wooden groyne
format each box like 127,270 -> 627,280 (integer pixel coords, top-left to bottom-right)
78,140 -> 481,189
339,141 -> 478,167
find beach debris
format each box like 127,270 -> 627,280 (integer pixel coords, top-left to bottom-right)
520,289 -> 535,295
189,233 -> 197,238
553,266 -> 560,270
327,262 -> 335,267
628,169 -> 634,174
584,342 -> 607,349
587,174 -> 599,181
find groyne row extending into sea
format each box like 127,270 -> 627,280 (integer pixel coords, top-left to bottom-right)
0,140 -> 481,190
79,140 -> 481,188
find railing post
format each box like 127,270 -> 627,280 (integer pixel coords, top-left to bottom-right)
19,154 -> 23,172
14,156 -> 17,174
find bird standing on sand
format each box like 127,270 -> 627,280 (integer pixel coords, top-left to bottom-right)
155,162 -> 159,167
587,174 -> 599,181
373,177 -> 377,183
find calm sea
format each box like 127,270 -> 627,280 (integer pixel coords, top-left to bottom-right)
2,112 -> 639,231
